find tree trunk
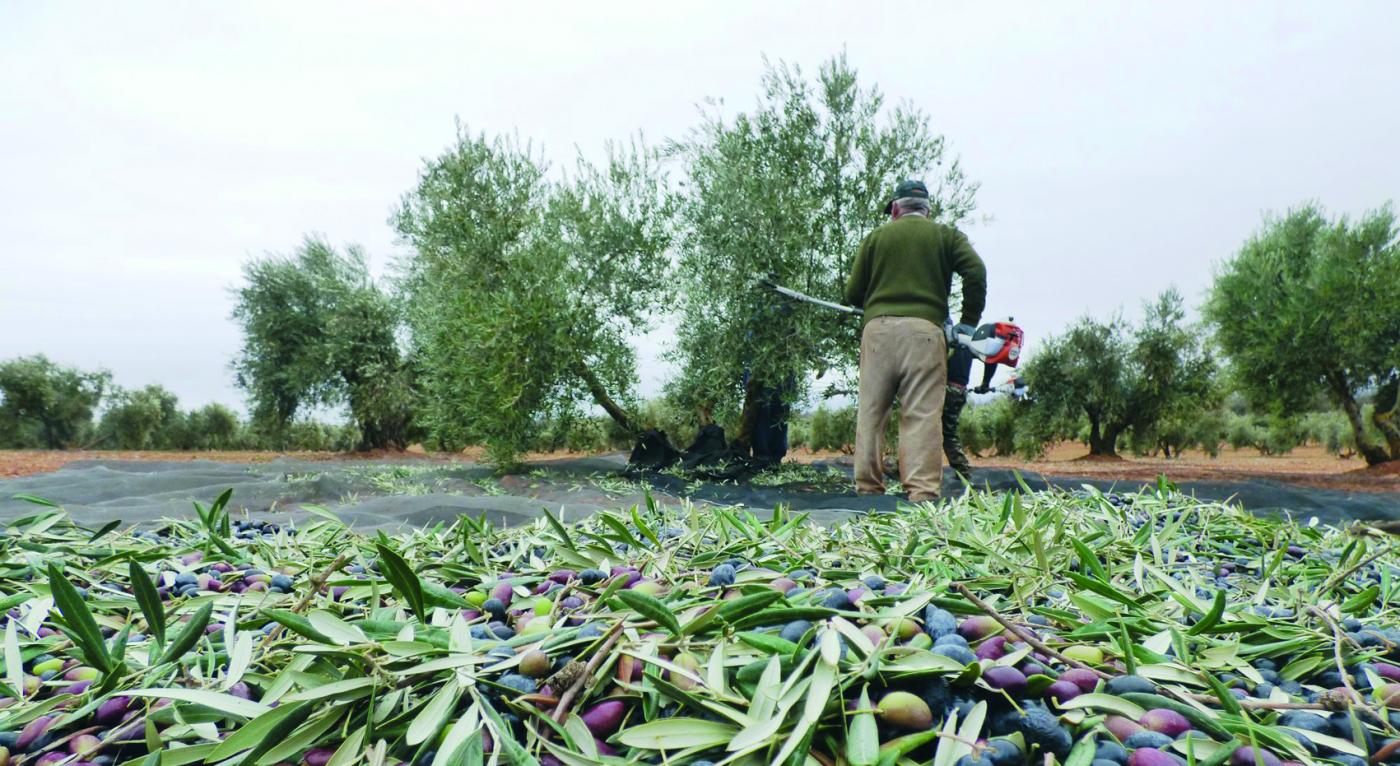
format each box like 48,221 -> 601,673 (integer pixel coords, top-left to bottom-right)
1087,418 -> 1119,457
40,417 -> 60,449
1373,380 -> 1400,460
732,376 -> 763,453
574,360 -> 638,436
1326,370 -> 1391,466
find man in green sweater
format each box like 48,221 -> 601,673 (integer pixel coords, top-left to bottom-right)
844,180 -> 987,501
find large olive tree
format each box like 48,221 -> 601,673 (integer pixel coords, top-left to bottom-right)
393,126 -> 672,466
0,355 -> 109,448
231,236 -> 415,450
668,53 -> 978,449
1205,204 -> 1400,465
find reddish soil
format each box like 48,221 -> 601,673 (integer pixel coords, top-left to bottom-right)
2,444 -> 1397,494
789,443 -> 1400,495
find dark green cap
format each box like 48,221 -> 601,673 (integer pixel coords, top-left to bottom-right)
883,179 -> 930,214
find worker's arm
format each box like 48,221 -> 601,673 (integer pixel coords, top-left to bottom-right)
948,229 -> 987,326
844,233 -> 874,308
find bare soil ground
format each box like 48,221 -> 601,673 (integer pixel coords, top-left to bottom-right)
3,443 -> 1397,494
788,443 -> 1400,494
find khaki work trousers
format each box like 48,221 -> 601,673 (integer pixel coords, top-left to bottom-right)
854,316 -> 947,502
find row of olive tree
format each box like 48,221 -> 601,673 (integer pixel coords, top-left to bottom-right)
0,355 -> 357,451
226,52 -> 1398,468
1014,204 -> 1399,464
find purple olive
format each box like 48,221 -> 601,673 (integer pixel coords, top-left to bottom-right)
1230,747 -> 1282,766
580,700 -> 625,737
304,748 -> 335,766
489,582 -> 514,605
958,616 -> 1001,641
228,682 -> 252,700
1046,680 -> 1082,704
548,569 -> 576,584
982,666 -> 1028,695
16,715 -> 55,749
1140,708 -> 1191,737
1374,663 -> 1400,682
976,635 -> 1008,660
61,680 -> 93,696
96,696 -> 131,724
1105,715 -> 1143,742
37,753 -> 67,766
1129,749 -> 1179,766
1058,668 -> 1100,693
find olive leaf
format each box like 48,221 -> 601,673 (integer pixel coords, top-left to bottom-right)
47,562 -> 111,673
375,542 -> 426,623
129,559 -> 167,647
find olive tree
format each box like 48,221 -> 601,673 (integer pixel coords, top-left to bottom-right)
231,236 -> 415,450
393,126 -> 671,466
97,384 -> 182,449
1021,290 -> 1215,457
0,355 -> 109,448
178,403 -> 243,450
668,53 -> 977,448
1205,204 -> 1400,465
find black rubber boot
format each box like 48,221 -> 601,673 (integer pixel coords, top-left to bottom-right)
943,385 -> 972,478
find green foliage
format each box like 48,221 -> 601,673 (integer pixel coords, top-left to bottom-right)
1206,203 -> 1400,465
0,354 -> 109,448
960,397 -> 1039,459
394,126 -> 671,466
1021,289 -> 1215,457
807,405 -> 858,453
231,236 -> 415,451
98,384 -> 182,450
668,53 -> 977,436
178,403 -> 243,450
1220,413 -> 1300,457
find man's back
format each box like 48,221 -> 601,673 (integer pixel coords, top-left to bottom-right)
844,216 -> 987,328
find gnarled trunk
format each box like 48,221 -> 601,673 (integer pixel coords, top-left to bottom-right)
573,360 -> 638,436
1326,369 -> 1391,466
731,376 -> 763,453
1087,416 -> 1121,457
1373,378 -> 1400,461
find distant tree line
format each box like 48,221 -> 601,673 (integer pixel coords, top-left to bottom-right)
0,355 -> 359,452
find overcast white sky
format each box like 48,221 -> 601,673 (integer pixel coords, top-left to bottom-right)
3,2 -> 1397,415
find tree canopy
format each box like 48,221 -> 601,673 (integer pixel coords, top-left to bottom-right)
393,126 -> 671,465
0,355 -> 110,449
231,236 -> 415,450
1205,204 -> 1400,465
667,53 -> 978,448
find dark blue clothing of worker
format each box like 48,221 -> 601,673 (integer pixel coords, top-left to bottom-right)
947,344 -> 974,388
742,369 -> 791,465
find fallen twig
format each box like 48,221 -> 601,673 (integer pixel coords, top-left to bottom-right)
953,582 -> 1111,680
552,621 -> 625,724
